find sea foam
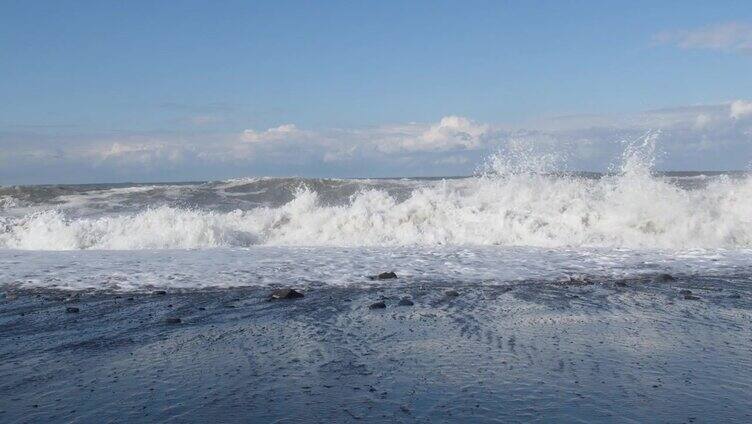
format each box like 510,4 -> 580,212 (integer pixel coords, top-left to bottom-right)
1,137 -> 751,250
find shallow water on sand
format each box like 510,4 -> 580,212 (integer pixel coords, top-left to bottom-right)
2,246 -> 751,292
1,276 -> 751,423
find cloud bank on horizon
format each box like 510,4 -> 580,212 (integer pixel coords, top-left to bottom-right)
2,99 -> 751,184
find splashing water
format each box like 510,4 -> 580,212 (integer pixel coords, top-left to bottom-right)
0,134 -> 750,250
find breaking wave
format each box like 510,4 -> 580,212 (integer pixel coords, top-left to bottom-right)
1,135 -> 751,250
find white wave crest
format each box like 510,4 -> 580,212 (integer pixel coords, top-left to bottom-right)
0,196 -> 21,210
1,173 -> 751,250
2,135 -> 751,250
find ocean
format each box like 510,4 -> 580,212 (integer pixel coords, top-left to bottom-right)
1,151 -> 751,422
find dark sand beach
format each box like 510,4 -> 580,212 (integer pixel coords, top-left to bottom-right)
2,275 -> 750,423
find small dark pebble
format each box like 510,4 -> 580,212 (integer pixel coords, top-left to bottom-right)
65,307 -> 80,314
683,294 -> 701,301
369,271 -> 398,280
165,317 -> 182,324
445,290 -> 459,297
153,290 -> 167,295
729,293 -> 741,299
615,281 -> 627,287
679,289 -> 692,296
198,307 -> 206,311
657,273 -> 675,282
269,288 -> 304,300
126,297 -> 134,301
398,298 -> 414,306
369,301 -> 386,309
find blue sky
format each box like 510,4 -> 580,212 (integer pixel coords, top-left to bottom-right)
1,0 -> 752,184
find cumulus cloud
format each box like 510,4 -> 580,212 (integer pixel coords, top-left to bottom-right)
332,115 -> 494,155
400,116 -> 491,151
655,22 -> 752,54
730,100 -> 752,119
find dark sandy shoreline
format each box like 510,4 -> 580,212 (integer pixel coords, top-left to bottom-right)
1,277 -> 751,423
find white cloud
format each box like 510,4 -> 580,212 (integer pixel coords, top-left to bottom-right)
655,22 -> 752,53
100,142 -> 162,159
2,102 -> 752,183
89,141 -> 186,165
412,115 -> 490,151
693,113 -> 712,130
361,115 -> 493,153
730,100 -> 752,119
241,124 -> 301,143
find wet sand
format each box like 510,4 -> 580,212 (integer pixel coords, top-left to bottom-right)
1,277 -> 751,423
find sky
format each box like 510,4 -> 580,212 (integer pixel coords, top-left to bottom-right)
1,0 -> 752,184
